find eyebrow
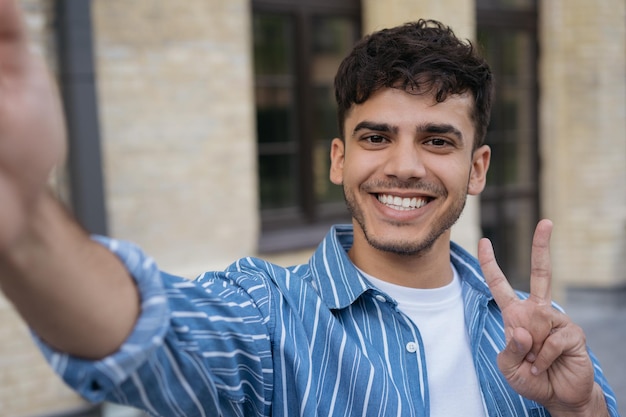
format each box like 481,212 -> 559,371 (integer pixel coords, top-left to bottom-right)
351,120 -> 464,141
351,121 -> 398,137
417,123 -> 464,141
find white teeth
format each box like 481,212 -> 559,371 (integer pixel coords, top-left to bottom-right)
377,194 -> 427,210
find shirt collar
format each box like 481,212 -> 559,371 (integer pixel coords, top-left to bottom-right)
308,224 -> 493,310
450,241 -> 492,298
307,224 -> 374,309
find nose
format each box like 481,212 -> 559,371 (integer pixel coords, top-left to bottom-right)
383,140 -> 426,180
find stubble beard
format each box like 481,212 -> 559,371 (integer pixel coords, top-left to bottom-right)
343,181 -> 468,257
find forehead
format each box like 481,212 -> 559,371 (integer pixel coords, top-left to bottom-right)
344,87 -> 476,139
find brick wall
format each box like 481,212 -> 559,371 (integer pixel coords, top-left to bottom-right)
540,0 -> 626,289
92,0 -> 258,279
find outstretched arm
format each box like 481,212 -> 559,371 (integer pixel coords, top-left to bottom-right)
0,0 -> 139,359
478,219 -> 610,417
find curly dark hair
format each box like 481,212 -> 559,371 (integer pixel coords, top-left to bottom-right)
334,19 -> 493,149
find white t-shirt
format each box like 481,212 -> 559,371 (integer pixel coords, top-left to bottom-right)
360,266 -> 487,417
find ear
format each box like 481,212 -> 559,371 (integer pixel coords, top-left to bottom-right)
329,138 -> 345,185
468,144 -> 491,196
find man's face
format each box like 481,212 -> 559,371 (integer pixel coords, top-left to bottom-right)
330,87 -> 490,256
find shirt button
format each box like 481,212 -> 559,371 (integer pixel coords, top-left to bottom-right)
375,294 -> 386,303
406,342 -> 418,353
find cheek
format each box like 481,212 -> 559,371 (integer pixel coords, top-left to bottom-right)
340,158 -> 373,188
432,160 -> 472,190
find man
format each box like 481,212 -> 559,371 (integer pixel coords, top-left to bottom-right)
0,0 -> 619,415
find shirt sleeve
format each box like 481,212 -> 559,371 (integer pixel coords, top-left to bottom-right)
589,348 -> 621,417
34,236 -> 274,417
554,300 -> 621,417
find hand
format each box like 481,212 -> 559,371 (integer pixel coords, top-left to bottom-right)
478,220 -> 607,415
0,1 -> 140,360
0,0 -> 66,251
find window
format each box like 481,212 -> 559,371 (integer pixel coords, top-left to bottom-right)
253,0 -> 361,252
477,0 -> 539,290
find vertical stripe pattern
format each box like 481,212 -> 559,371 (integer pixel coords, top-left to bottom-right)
34,227 -> 620,417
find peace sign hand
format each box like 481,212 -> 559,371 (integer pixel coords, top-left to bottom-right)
478,220 -> 609,416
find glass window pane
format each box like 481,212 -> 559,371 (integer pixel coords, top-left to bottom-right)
481,197 -> 534,290
477,0 -> 535,11
253,14 -> 295,76
478,7 -> 538,290
501,32 -> 534,83
259,154 -> 297,210
253,6 -> 359,228
480,28 -> 535,188
486,131 -> 533,187
254,13 -> 299,211
256,85 -> 296,144
254,14 -> 297,146
311,16 -> 357,205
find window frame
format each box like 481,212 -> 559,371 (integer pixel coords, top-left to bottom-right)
477,1 -> 540,290
253,0 -> 361,253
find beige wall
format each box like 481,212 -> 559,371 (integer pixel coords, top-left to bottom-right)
362,0 -> 474,39
540,0 -> 626,289
93,0 -> 258,278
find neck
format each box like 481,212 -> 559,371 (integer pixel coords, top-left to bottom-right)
348,229 -> 454,289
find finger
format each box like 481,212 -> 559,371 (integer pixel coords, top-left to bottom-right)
529,219 -> 553,304
0,0 -> 29,73
478,237 -> 518,310
0,0 -> 25,39
497,327 -> 533,377
530,322 -> 588,375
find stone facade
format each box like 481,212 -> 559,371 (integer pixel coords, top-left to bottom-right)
540,0 -> 626,290
92,0 -> 258,278
2,0 -> 625,416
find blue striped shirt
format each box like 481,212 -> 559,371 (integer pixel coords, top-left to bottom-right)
38,225 -> 619,416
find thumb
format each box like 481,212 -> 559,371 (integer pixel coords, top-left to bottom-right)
497,327 -> 533,376
0,0 -> 29,66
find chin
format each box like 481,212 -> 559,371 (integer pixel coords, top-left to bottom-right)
364,230 -> 441,257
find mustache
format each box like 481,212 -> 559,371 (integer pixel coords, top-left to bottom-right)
360,179 -> 447,196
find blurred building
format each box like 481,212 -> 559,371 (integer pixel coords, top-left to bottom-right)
1,0 -> 624,415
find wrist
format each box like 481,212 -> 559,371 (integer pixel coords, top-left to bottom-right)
0,191 -> 65,269
548,383 -> 609,417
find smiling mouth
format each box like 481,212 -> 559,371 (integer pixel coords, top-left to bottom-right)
377,194 -> 430,211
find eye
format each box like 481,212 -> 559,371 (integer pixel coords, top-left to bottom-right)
426,137 -> 450,147
363,134 -> 388,144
